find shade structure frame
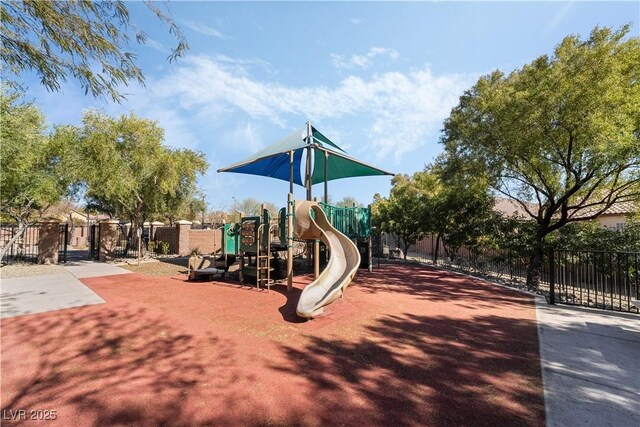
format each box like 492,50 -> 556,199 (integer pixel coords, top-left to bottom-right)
217,123 -> 394,200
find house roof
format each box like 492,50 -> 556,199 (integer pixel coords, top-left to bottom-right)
493,198 -> 536,219
493,197 -> 638,220
597,201 -> 638,216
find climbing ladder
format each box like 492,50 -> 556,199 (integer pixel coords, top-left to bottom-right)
238,209 -> 276,292
255,223 -> 275,291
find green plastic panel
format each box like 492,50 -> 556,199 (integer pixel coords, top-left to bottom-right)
223,223 -> 240,255
319,203 -> 371,238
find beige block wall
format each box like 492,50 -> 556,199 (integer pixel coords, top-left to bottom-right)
187,229 -> 222,254
597,215 -> 627,229
37,221 -> 59,264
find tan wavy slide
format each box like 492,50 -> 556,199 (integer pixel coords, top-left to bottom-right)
294,200 -> 361,318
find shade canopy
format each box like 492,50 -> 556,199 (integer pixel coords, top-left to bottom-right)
217,124 -> 393,187
217,127 -> 307,185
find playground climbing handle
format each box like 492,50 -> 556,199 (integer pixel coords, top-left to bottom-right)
294,200 -> 361,318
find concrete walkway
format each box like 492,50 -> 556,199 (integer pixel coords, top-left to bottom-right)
63,259 -> 133,279
536,298 -> 640,427
0,262 -> 130,318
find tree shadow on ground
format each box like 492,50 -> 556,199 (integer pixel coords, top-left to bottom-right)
273,312 -> 545,427
0,304 -> 242,426
356,262 -> 532,309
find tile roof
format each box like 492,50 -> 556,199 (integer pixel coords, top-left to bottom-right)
594,201 -> 638,216
493,198 -> 536,219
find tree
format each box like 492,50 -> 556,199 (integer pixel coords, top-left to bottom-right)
372,173 -> 434,259
549,218 -> 640,253
335,196 -> 363,208
440,26 -> 640,288
0,91 -> 76,262
232,198 -> 279,218
1,0 -> 188,102
78,112 -> 208,237
433,182 -> 496,263
158,183 -> 204,226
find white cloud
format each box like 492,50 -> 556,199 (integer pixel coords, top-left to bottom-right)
213,54 -> 277,76
331,47 -> 400,70
544,2 -> 574,35
182,19 -> 226,39
351,18 -> 363,25
221,121 -> 265,155
147,55 -> 474,161
143,37 -> 168,54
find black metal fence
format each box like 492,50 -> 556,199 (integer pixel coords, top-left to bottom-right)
0,225 -> 39,264
112,224 -> 178,259
549,249 -> 639,313
405,235 -> 535,282
89,224 -> 100,260
388,234 -> 639,314
58,223 -> 68,263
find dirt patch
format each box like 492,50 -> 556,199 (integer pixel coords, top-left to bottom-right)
0,263 -> 66,279
119,257 -> 190,276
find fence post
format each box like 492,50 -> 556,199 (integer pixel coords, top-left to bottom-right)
99,220 -> 119,262
37,220 -> 60,264
549,248 -> 556,305
175,220 -> 192,256
62,223 -> 69,263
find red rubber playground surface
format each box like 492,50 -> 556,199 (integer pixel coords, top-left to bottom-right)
1,263 -> 545,426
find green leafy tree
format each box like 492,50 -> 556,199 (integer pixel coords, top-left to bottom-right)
0,91 -> 76,261
158,183 -> 204,225
373,173 -> 435,259
1,0 -> 188,102
335,196 -> 363,208
431,154 -> 500,263
435,186 -> 496,263
78,112 -> 208,236
232,198 -> 279,219
549,218 -> 640,252
440,26 -> 640,288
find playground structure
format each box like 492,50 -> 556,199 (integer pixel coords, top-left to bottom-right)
294,201 -> 360,317
217,122 -> 392,318
219,199 -> 370,277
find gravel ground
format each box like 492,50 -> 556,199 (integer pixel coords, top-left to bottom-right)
0,263 -> 67,279
119,256 -> 243,277
119,257 -> 190,276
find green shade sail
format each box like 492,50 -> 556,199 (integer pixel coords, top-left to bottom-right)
311,126 -> 345,153
311,147 -> 392,184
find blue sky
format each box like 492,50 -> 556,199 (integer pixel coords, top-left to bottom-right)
23,1 -> 638,213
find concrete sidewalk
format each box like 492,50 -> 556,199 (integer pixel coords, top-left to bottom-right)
1,262 -> 131,318
64,260 -> 132,279
536,299 -> 640,427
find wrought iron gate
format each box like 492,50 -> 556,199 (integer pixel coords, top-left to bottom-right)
58,223 -> 69,263
89,224 -> 100,260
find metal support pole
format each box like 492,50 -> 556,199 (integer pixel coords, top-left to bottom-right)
324,151 -> 328,204
305,121 -> 312,201
289,150 -> 294,195
368,234 -> 372,272
62,223 -> 69,263
354,204 -> 359,237
314,240 -> 320,278
549,248 -> 556,305
287,193 -> 293,292
201,196 -> 205,226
